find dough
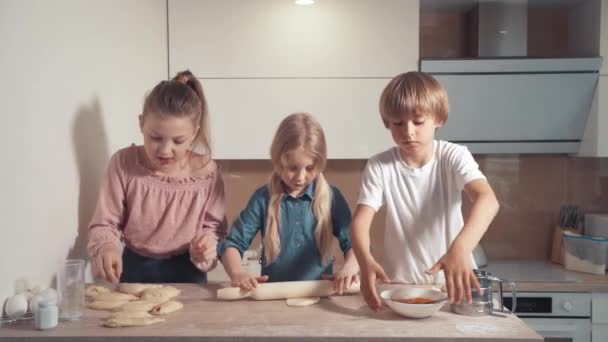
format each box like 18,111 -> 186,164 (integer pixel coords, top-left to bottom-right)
106,311 -> 153,319
117,283 -> 162,296
85,285 -> 111,298
101,317 -> 165,328
217,280 -> 360,301
151,300 -> 184,315
286,297 -> 321,307
87,301 -> 129,310
140,286 -> 181,301
92,292 -> 138,302
113,300 -> 163,313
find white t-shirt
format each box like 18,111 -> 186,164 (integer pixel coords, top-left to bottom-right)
357,140 -> 485,285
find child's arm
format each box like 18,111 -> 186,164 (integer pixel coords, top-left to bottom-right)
87,152 -> 127,283
327,249 -> 360,294
350,204 -> 390,311
218,188 -> 269,290
327,187 -> 360,294
222,246 -> 269,290
190,171 -> 228,271
427,178 -> 499,304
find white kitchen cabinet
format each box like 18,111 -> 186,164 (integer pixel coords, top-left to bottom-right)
205,78 -> 394,159
592,293 -> 608,342
169,0 -> 418,78
168,0 -> 419,159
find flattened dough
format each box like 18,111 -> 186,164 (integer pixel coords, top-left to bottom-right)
114,300 -> 162,313
85,285 -> 111,298
116,283 -> 162,296
140,286 -> 180,301
101,317 -> 165,328
151,300 -> 184,315
286,297 -> 321,307
106,311 -> 153,320
93,292 -> 138,302
87,300 -> 129,310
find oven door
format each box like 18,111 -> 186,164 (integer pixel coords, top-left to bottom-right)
521,318 -> 590,342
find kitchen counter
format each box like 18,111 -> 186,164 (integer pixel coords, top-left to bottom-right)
0,283 -> 541,341
481,260 -> 608,292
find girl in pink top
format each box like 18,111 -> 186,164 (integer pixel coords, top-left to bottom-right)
87,70 -> 227,284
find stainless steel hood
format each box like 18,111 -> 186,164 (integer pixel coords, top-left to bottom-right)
420,57 -> 602,154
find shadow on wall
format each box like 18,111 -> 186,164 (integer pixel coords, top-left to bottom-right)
68,97 -> 109,272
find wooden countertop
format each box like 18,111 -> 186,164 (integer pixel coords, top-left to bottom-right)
0,283 -> 541,341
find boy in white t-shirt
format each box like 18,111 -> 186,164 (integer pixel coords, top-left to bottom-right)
351,72 -> 499,311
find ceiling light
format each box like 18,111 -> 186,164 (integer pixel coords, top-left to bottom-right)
295,0 -> 315,5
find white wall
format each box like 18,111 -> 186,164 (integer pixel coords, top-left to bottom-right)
0,0 -> 167,301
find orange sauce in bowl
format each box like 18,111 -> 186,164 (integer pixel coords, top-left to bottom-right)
393,297 -> 435,304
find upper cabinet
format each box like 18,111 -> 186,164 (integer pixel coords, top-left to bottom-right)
169,0 -> 418,78
169,0 -> 419,159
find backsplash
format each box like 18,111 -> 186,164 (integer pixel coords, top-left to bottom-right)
219,155 -> 608,263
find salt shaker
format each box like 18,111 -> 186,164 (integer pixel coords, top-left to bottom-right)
34,300 -> 58,330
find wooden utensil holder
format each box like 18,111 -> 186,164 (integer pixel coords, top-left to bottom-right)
551,225 -> 584,265
550,226 -> 565,265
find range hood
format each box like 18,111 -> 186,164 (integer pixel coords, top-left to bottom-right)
469,0 -> 528,58
421,57 -> 602,154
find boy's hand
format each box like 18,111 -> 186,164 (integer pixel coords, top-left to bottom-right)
231,272 -> 269,291
359,259 -> 390,311
190,230 -> 218,265
426,246 -> 480,304
95,245 -> 122,283
321,266 -> 360,295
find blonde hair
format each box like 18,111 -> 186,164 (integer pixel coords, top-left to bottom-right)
264,113 -> 334,265
142,70 -> 211,157
379,71 -> 449,128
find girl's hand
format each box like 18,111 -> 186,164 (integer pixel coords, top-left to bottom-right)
426,244 -> 481,305
231,272 -> 269,291
321,267 -> 360,295
190,231 -> 218,265
94,245 -> 122,283
359,259 -> 390,311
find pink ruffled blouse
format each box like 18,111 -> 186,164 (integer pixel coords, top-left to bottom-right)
87,145 -> 227,263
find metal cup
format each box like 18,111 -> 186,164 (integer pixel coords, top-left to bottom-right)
451,269 -> 517,316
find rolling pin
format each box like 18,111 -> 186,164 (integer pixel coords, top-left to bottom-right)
217,280 -> 360,300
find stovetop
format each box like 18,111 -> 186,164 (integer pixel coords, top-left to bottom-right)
480,260 -> 580,283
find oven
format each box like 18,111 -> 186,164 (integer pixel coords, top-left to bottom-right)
503,292 -> 591,342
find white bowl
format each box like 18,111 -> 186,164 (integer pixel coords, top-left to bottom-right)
380,287 -> 447,319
